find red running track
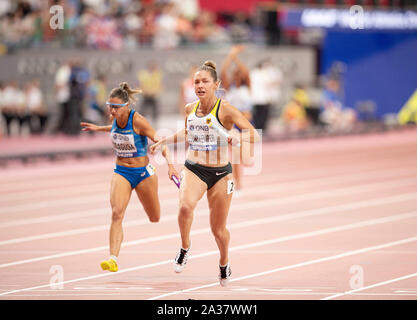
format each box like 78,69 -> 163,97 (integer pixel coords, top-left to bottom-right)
0,128 -> 417,300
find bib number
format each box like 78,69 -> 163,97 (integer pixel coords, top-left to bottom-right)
227,180 -> 234,195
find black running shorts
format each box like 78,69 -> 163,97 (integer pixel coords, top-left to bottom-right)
184,160 -> 232,190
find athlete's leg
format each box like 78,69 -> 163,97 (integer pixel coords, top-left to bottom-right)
207,174 -> 233,266
134,174 -> 160,223
109,173 -> 133,257
230,135 -> 242,191
232,163 -> 242,191
178,168 -> 207,249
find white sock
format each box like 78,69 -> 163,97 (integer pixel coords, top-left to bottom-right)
109,255 -> 118,262
220,263 -> 228,268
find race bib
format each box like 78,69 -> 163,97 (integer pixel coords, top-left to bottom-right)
146,163 -> 156,176
111,133 -> 137,157
227,179 -> 234,195
188,134 -> 218,151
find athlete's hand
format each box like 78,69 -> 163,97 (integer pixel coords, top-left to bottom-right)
228,130 -> 241,147
149,141 -> 163,155
168,165 -> 179,181
230,44 -> 245,57
80,122 -> 99,132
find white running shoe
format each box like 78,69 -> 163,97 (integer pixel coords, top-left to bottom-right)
219,264 -> 232,287
173,246 -> 190,273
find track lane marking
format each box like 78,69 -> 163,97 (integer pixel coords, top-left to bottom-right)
1,210 -> 416,296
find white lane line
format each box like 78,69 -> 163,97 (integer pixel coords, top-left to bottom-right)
394,289 -> 417,293
0,183 -> 110,203
0,173 -> 110,193
1,156 -> 415,197
1,145 -> 413,185
0,182 -> 176,213
322,273 -> 417,300
1,210 -> 416,297
0,161 -> 114,182
2,164 -> 417,215
0,197 -> 178,228
1,171 -> 417,244
147,235 -> 417,300
1,192 -> 416,268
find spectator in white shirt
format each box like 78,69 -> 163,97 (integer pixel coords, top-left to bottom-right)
1,81 -> 27,136
250,59 -> 282,134
26,79 -> 48,134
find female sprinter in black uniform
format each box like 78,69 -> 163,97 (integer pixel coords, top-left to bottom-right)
81,82 -> 178,272
151,61 -> 259,286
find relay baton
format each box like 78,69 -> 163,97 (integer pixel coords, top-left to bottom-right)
171,174 -> 181,188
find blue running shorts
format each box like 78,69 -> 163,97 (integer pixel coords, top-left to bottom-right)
114,164 -> 155,188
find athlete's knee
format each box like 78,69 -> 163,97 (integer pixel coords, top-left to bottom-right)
148,209 -> 160,223
179,202 -> 194,219
211,226 -> 229,240
111,207 -> 124,223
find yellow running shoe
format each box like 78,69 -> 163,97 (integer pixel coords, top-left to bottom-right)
100,258 -> 118,272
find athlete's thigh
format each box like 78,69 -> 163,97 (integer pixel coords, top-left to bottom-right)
179,167 -> 207,208
134,174 -> 160,219
207,174 -> 234,228
110,172 -> 133,215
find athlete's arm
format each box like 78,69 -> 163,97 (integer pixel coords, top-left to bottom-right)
133,113 -> 178,178
220,101 -> 260,144
149,102 -> 196,154
80,122 -> 112,132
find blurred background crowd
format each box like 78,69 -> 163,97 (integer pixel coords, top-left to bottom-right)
0,0 -> 416,140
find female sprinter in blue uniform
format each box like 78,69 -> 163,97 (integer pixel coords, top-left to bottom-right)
151,61 -> 259,286
81,82 -> 178,272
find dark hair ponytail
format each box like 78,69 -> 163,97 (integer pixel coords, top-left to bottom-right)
109,82 -> 142,104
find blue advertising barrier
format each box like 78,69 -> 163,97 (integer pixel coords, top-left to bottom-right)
281,7 -> 417,120
321,30 -> 417,119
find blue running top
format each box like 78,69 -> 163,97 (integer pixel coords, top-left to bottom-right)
110,110 -> 148,158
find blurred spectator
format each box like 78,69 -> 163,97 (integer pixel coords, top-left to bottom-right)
137,7 -> 156,47
68,58 -> 90,135
26,78 -> 48,134
0,0 -> 406,52
281,85 -> 309,133
1,81 -> 27,136
84,73 -> 108,125
138,60 -> 163,126
122,8 -> 142,49
195,10 -> 230,45
320,77 -> 356,132
227,12 -> 252,44
0,1 -> 12,17
171,0 -> 199,21
0,1 -> 37,52
250,58 -> 282,134
220,44 -> 253,195
179,64 -> 198,116
176,13 -> 193,46
220,45 -> 252,121
84,11 -> 123,50
0,81 -> 4,138
153,2 -> 180,49
55,60 -> 72,134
